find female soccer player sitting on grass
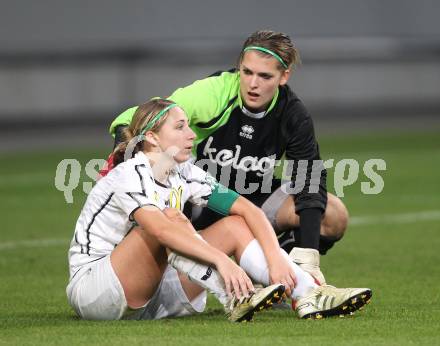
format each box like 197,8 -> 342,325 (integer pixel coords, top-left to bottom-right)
66,99 -> 371,321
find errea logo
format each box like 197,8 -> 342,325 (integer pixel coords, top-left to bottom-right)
239,125 -> 254,139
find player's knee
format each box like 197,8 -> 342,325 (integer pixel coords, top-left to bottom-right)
335,200 -> 349,237
223,215 -> 253,238
319,199 -> 348,255
324,196 -> 349,239
225,215 -> 247,230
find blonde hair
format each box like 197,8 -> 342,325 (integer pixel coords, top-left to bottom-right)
113,99 -> 175,166
239,30 -> 301,70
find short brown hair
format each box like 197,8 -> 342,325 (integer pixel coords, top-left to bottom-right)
239,30 -> 301,70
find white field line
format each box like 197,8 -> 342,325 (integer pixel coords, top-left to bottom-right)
1,210 -> 439,251
349,210 -> 440,226
0,238 -> 68,250
0,173 -> 52,187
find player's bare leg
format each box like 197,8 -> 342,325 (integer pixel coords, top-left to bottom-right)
200,213 -> 371,319
110,226 -> 168,308
198,215 -> 255,262
164,209 -> 283,322
275,192 -> 348,240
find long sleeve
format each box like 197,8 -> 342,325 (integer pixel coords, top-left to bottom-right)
284,100 -> 327,214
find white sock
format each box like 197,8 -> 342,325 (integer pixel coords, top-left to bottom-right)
239,239 -> 317,300
168,252 -> 229,306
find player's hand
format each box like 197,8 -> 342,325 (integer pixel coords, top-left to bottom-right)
216,255 -> 254,299
268,254 -> 296,297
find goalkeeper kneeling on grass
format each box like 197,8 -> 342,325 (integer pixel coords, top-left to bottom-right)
107,30 -> 352,286
66,99 -> 372,321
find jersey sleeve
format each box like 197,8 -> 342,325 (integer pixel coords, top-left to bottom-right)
108,71 -> 238,138
168,71 -> 239,126
112,164 -> 161,220
109,106 -> 138,137
180,163 -> 239,215
284,100 -> 328,213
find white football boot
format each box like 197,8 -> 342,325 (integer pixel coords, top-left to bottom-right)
295,285 -> 372,319
225,284 -> 285,322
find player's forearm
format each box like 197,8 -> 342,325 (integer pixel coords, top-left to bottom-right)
285,109 -> 328,212
288,158 -> 327,213
135,210 -> 228,268
157,223 -> 229,267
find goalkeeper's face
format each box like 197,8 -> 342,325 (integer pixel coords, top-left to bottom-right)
154,107 -> 196,163
239,50 -> 291,112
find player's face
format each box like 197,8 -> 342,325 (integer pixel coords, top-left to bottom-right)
156,107 -> 196,163
239,51 -> 290,112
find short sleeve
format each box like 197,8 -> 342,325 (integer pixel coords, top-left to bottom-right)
109,106 -> 138,137
112,164 -> 161,220
180,163 -> 239,215
180,163 -> 217,207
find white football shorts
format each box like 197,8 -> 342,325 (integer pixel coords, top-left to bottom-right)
260,181 -> 291,230
66,255 -> 207,320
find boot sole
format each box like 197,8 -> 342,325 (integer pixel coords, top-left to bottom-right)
302,289 -> 372,320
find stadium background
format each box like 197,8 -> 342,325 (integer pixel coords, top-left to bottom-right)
1,1 -> 439,345
1,0 -> 440,149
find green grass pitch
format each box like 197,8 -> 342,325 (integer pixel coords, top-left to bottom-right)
0,130 -> 439,345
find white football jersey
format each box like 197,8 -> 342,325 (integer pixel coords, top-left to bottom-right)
68,151 -> 223,279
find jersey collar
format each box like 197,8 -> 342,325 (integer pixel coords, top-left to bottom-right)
237,83 -> 280,116
241,106 -> 266,119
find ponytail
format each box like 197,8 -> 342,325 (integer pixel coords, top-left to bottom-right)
111,99 -> 175,167
112,127 -> 143,167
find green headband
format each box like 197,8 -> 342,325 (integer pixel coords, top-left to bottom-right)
140,103 -> 178,135
243,46 -> 288,69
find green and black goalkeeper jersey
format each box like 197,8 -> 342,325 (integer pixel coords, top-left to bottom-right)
110,70 -> 327,213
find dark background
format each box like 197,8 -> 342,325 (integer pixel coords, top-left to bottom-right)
1,0 -> 439,152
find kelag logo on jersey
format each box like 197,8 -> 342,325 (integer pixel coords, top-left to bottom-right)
202,136 -> 275,176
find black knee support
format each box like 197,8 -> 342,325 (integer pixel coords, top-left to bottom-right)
318,235 -> 341,255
